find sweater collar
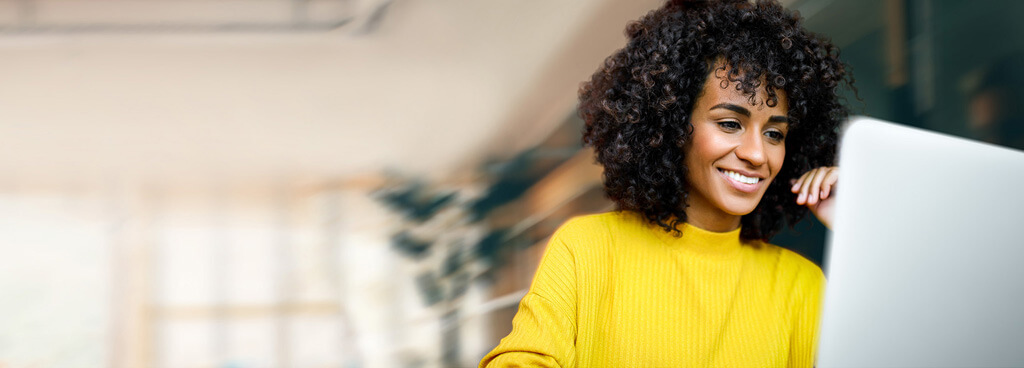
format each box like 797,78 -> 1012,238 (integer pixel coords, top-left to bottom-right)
645,215 -> 745,258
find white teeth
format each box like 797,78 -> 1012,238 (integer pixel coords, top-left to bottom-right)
723,170 -> 760,185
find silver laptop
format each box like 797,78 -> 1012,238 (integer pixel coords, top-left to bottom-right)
817,117 -> 1024,367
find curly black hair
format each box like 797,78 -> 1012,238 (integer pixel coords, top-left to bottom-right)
579,0 -> 853,241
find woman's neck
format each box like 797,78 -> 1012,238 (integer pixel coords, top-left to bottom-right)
684,209 -> 741,233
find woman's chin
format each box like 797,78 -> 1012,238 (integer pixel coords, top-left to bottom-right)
720,201 -> 759,217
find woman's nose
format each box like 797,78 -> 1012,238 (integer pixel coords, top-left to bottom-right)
735,132 -> 766,166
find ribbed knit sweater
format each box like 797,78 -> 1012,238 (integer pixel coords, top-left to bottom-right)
480,211 -> 824,367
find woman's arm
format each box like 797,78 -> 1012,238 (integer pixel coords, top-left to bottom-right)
790,166 -> 839,229
787,265 -> 826,368
479,224 -> 580,368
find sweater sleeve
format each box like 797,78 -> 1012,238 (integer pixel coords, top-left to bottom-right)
787,262 -> 826,368
479,221 -> 580,368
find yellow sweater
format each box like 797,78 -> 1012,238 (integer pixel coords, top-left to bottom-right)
480,211 -> 824,368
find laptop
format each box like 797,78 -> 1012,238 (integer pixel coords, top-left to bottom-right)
817,117 -> 1024,367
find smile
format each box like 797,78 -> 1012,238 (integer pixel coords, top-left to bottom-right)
717,168 -> 764,193
719,169 -> 761,184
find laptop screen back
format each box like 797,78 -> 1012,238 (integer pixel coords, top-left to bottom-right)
817,117 -> 1024,367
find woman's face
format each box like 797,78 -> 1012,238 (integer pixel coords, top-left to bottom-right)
683,67 -> 789,230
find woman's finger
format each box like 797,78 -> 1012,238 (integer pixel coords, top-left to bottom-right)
799,169 -> 819,205
807,167 -> 831,205
821,168 -> 839,199
794,170 -> 813,204
791,172 -> 808,193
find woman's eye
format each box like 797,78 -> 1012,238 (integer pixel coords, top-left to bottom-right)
717,121 -> 741,130
765,130 -> 785,142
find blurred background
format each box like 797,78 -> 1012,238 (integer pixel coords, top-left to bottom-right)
0,0 -> 1022,367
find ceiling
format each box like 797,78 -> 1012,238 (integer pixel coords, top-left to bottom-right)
0,0 -> 664,189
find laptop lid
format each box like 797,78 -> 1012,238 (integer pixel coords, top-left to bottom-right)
817,117 -> 1024,367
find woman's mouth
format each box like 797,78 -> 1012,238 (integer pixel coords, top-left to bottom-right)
717,168 -> 763,193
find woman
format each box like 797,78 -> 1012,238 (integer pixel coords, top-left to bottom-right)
481,0 -> 849,366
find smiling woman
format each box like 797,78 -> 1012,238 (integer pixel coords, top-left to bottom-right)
480,0 -> 853,367
684,65 -> 791,231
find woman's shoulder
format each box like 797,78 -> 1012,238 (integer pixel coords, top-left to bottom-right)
553,211 -> 649,242
749,240 -> 826,284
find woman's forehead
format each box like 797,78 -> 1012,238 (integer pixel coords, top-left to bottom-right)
702,68 -> 789,111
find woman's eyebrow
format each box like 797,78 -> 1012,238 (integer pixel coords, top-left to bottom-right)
709,103 -> 750,116
710,103 -> 789,124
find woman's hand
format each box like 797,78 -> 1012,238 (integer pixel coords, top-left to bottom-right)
790,166 -> 838,229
